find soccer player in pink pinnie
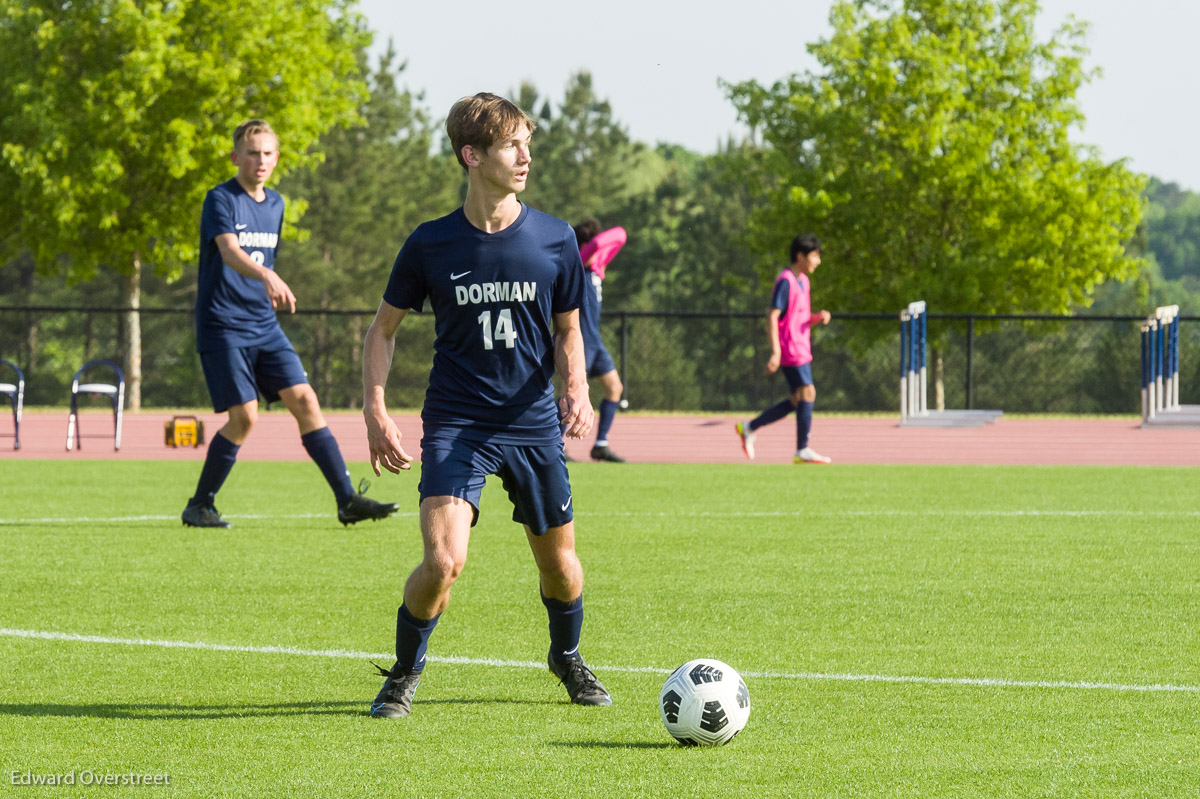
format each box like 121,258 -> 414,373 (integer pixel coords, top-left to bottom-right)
736,233 -> 832,464
571,218 -> 627,462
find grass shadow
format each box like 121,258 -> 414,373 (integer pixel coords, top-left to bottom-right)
0,697 -> 557,721
551,741 -> 678,750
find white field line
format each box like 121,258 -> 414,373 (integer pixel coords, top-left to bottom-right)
590,510 -> 1200,519
0,512 -> 418,524
1,628 -> 1196,695
2,509 -> 1199,525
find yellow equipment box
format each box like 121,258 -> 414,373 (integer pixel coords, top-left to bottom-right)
165,415 -> 205,448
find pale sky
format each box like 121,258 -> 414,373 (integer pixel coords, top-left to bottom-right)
358,0 -> 1198,191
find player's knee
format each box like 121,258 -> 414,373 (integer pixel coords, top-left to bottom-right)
292,387 -> 322,418
422,553 -> 464,589
541,550 -> 582,585
606,373 -> 623,400
226,406 -> 256,438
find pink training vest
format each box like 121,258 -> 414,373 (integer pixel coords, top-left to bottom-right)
579,226 -> 627,280
776,269 -> 812,366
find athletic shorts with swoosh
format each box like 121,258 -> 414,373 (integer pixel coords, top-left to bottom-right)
418,435 -> 573,535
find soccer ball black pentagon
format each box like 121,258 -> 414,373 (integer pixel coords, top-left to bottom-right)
659,658 -> 750,746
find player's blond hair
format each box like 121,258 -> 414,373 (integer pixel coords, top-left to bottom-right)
232,119 -> 277,151
445,93 -> 534,171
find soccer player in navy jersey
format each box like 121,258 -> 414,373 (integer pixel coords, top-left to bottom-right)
571,218 -> 627,462
736,233 -> 833,464
361,93 -> 611,718
181,119 -> 399,529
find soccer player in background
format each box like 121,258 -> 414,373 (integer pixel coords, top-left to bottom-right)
571,217 -> 627,462
361,93 -> 612,718
736,233 -> 833,464
181,119 -> 399,528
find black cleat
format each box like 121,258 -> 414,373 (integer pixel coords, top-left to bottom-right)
548,653 -> 612,706
370,661 -> 422,718
589,445 -> 626,463
338,479 -> 399,526
181,503 -> 231,528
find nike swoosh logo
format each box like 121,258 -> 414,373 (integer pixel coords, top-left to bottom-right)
450,271 -> 471,280
235,224 -> 248,230
560,496 -> 572,512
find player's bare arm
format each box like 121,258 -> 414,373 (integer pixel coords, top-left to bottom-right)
214,233 -> 297,313
363,300 -> 414,475
553,308 -> 594,439
765,307 -> 783,374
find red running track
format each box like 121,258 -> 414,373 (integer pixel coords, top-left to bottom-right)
1,411 -> 1197,466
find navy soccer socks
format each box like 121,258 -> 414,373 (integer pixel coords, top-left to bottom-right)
394,604 -> 440,672
189,432 -> 239,508
594,399 -> 619,446
301,426 -> 355,504
392,595 -> 582,669
796,400 -> 814,450
751,398 -> 796,431
542,592 -> 584,662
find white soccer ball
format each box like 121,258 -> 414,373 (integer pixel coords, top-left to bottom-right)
659,658 -> 750,746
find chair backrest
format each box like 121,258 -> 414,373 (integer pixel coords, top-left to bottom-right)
71,359 -> 125,392
0,358 -> 23,390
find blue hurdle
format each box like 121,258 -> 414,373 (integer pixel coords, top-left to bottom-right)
899,300 -> 1001,427
1141,304 -> 1200,427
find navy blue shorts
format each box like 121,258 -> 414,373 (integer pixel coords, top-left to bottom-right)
418,437 -> 573,536
781,363 -> 814,391
586,344 -> 616,379
199,345 -> 309,413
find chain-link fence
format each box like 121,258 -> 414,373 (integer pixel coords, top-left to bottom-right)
3,306 -> 1195,414
599,310 -> 1200,414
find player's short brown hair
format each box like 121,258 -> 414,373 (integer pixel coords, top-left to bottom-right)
445,94 -> 534,170
233,119 -> 277,151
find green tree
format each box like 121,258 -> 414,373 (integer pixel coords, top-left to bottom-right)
515,72 -> 641,223
276,43 -> 461,408
1142,179 -> 1200,282
1087,179 -> 1200,327
0,0 -> 369,406
725,0 -> 1145,319
590,141 -> 774,410
609,142 -> 764,313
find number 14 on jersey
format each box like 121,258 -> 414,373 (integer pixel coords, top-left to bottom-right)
477,309 -> 518,350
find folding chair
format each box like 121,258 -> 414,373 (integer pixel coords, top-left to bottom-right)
66,359 -> 125,451
0,358 -> 23,450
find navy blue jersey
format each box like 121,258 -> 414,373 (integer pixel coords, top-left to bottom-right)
579,270 -> 605,355
383,205 -> 585,444
195,179 -> 290,352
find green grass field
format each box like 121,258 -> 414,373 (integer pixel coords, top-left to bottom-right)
1,461 -> 1197,797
